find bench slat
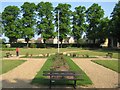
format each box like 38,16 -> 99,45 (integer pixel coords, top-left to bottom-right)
43,73 -> 81,76
43,70 -> 82,89
45,78 -> 82,80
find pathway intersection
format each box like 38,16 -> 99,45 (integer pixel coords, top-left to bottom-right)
1,56 -> 119,88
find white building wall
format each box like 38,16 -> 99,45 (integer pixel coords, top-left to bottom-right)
69,37 -> 75,43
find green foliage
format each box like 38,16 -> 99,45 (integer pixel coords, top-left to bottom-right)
0,13 -> 3,36
54,3 -> 72,45
2,2 -> 119,46
21,2 -> 36,45
2,6 -> 20,43
86,3 -> 104,43
72,6 -> 86,44
95,17 -> 110,44
110,1 -> 120,42
36,2 -> 54,44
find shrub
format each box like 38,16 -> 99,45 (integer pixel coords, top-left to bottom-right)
30,43 -> 37,48
85,54 -> 89,58
73,53 -> 77,57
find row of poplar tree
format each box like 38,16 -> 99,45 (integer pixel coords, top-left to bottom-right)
1,1 -> 120,46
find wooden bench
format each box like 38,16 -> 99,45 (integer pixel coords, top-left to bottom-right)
106,52 -> 113,58
43,71 -> 82,89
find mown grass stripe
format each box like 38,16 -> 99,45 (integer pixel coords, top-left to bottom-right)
32,55 -> 92,86
91,60 -> 119,73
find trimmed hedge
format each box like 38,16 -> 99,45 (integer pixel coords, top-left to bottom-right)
3,43 -> 101,48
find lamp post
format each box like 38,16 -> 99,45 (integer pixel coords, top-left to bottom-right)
58,10 -> 59,53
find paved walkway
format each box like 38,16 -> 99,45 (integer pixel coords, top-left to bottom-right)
1,58 -> 46,88
72,58 -> 118,88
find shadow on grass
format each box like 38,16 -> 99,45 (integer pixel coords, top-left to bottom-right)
2,78 -> 86,90
32,77 -> 87,86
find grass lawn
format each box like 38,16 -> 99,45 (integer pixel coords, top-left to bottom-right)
2,48 -> 119,59
76,49 -> 119,59
0,60 -> 26,75
91,60 -> 120,73
32,55 -> 92,86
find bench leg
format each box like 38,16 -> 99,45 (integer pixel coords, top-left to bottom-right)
73,80 -> 76,89
49,80 -> 51,89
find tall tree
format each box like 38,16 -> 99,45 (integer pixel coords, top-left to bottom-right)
21,2 -> 36,47
72,6 -> 86,46
54,3 -> 72,47
110,1 -> 120,43
0,13 -> 3,37
86,3 -> 104,44
36,2 -> 54,44
2,6 -> 20,43
96,17 -> 109,44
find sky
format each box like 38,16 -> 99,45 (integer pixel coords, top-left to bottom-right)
0,0 -> 118,42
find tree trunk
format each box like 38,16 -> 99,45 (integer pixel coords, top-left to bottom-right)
77,39 -> 79,48
43,39 -> 46,48
108,38 -> 111,48
27,41 -> 29,48
25,38 -> 30,48
60,41 -> 62,48
113,38 -> 117,47
111,37 -> 113,48
108,37 -> 113,48
93,39 -> 96,44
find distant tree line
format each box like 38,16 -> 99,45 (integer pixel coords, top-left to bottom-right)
1,1 -> 120,47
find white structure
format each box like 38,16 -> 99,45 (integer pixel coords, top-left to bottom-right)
68,37 -> 75,44
53,37 -> 61,44
6,44 -> 11,48
17,38 -> 36,43
101,38 -> 108,47
46,37 -> 61,44
36,37 -> 75,44
17,39 -> 26,43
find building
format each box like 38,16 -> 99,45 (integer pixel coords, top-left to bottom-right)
36,38 -> 44,43
17,39 -> 26,43
100,38 -> 108,47
29,38 -> 36,43
64,37 -> 75,44
36,37 -> 75,44
17,38 -> 36,43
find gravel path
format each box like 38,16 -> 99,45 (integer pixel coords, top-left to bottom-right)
72,58 -> 118,88
1,55 -> 119,88
1,58 -> 46,88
